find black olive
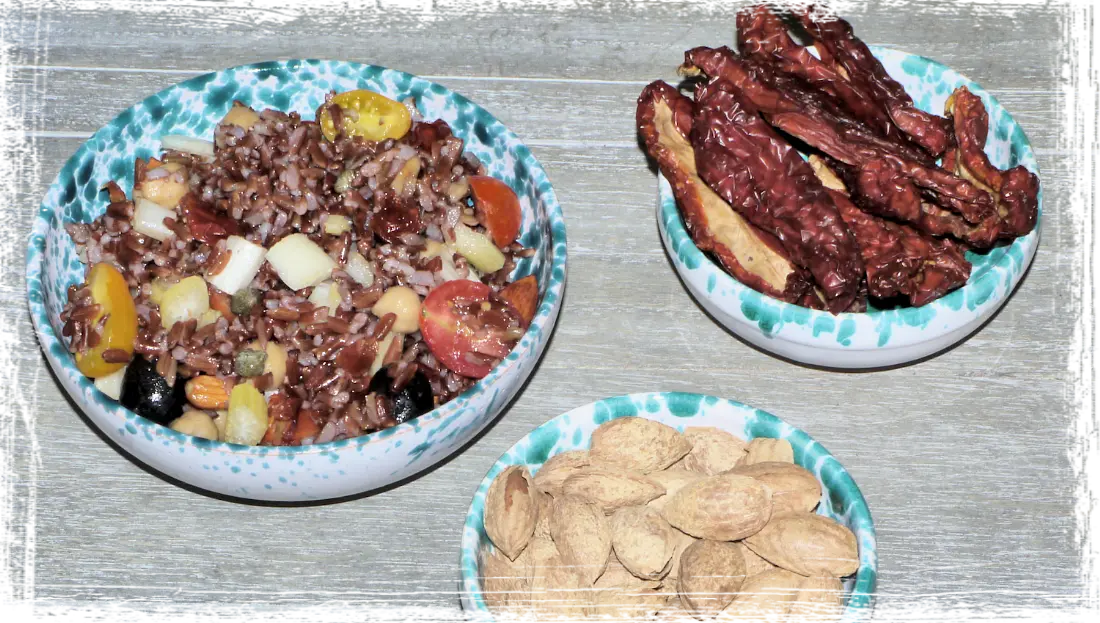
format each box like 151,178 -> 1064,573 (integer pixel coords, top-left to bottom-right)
119,357 -> 186,426
367,366 -> 435,424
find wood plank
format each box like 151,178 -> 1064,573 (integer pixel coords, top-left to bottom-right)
8,138 -> 1084,604
0,66 -> 1091,156
0,0 -> 1095,89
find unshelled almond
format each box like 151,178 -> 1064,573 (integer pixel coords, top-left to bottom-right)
185,375 -> 229,410
789,575 -> 845,619
562,467 -> 664,513
716,567 -> 803,621
660,473 -> 773,541
484,466 -> 539,561
532,450 -> 590,498
739,437 -> 795,466
598,585 -> 664,623
480,545 -> 530,611
549,495 -> 612,586
532,488 -> 554,540
727,461 -> 822,515
677,539 -> 746,615
680,427 -> 747,474
743,513 -> 859,578
589,417 -> 691,473
651,598 -> 695,623
530,556 -> 598,623
665,528 -> 698,581
738,542 -> 776,577
610,506 -> 675,580
646,468 -> 703,512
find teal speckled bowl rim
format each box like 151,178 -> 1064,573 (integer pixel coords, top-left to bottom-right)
659,46 -> 1042,352
459,392 -> 878,619
25,59 -> 568,457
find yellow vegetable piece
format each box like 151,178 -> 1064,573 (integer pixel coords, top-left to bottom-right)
222,104 -> 260,130
159,275 -> 211,329
319,90 -> 412,142
225,383 -> 268,446
75,263 -> 139,378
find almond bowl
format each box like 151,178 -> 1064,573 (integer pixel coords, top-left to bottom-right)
458,392 -> 877,621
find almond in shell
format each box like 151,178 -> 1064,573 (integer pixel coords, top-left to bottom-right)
739,437 -> 795,466
716,567 -> 803,621
646,468 -> 704,512
598,585 -> 664,623
660,473 -> 773,541
610,506 -> 675,580
562,467 -> 664,514
680,426 -> 747,474
727,461 -> 822,515
530,556 -> 598,623
789,575 -> 845,619
484,465 -> 539,561
532,450 -> 590,498
743,513 -> 859,578
665,528 -> 697,582
651,598 -> 695,623
738,542 -> 777,577
549,495 -> 612,586
677,539 -> 747,616
480,545 -> 530,612
589,417 -> 691,473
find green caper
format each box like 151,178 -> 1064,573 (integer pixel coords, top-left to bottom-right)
230,288 -> 260,315
234,349 -> 267,377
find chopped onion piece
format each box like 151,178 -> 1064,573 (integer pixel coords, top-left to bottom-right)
132,198 -> 176,241
265,233 -> 336,290
308,281 -> 343,314
160,134 -> 215,158
323,214 -> 352,235
206,235 -> 267,294
94,365 -> 127,400
344,251 -> 375,287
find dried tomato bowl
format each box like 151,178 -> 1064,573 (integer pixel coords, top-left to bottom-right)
26,60 -> 566,502
656,46 -> 1040,369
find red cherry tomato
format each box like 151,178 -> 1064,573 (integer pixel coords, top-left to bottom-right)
469,175 -> 522,249
419,280 -> 495,378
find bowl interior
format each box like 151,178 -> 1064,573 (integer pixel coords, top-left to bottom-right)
659,46 -> 1041,349
26,59 -> 567,455
460,392 -> 878,618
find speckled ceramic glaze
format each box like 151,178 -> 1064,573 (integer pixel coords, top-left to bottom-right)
459,393 -> 877,622
26,60 -> 567,502
658,47 -> 1041,369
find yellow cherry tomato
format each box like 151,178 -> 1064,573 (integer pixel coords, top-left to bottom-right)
75,263 -> 139,378
319,90 -> 412,142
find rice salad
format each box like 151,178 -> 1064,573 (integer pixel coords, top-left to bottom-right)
59,90 -> 538,447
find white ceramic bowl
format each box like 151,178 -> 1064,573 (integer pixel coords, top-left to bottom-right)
459,393 -> 878,622
657,47 -> 1041,369
26,60 -> 567,502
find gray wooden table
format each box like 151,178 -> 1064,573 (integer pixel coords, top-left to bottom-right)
1,0 -> 1088,618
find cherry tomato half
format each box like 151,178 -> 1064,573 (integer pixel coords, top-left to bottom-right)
75,262 -> 139,378
319,90 -> 412,143
420,279 -> 527,379
469,175 -> 522,249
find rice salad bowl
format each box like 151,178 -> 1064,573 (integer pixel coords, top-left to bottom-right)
27,60 -> 567,502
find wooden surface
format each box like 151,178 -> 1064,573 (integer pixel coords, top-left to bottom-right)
1,0 -> 1085,614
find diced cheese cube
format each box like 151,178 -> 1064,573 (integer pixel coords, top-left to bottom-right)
323,214 -> 352,235
265,233 -> 336,290
206,235 -> 267,294
344,251 -> 375,287
308,281 -> 343,314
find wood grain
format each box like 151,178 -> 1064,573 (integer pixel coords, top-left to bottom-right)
2,0 -> 1083,612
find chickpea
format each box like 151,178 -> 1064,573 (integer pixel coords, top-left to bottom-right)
140,162 -> 189,208
169,410 -> 220,441
372,286 -> 422,333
